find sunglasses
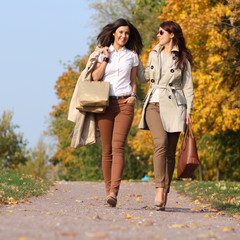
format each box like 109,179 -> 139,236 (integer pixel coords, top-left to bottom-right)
157,30 -> 164,35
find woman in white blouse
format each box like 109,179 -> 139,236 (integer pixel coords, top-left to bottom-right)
92,18 -> 143,207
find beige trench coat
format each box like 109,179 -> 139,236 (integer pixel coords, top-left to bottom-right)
68,46 -> 103,148
137,43 -> 194,132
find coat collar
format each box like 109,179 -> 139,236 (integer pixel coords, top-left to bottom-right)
152,43 -> 179,54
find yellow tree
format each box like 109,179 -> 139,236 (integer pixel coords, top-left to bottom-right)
129,0 -> 240,180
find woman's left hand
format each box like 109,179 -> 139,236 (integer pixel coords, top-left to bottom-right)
124,96 -> 136,104
186,114 -> 191,125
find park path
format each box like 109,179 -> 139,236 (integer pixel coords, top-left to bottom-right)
0,181 -> 239,240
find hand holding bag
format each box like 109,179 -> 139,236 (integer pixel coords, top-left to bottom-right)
177,123 -> 200,178
76,81 -> 110,113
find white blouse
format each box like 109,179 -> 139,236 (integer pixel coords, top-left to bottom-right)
98,44 -> 139,96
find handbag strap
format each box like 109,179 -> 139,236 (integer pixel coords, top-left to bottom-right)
188,122 -> 194,138
180,124 -> 189,150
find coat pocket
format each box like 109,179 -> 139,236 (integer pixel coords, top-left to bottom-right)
175,90 -> 187,105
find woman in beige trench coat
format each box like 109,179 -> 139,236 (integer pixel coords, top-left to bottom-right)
138,21 -> 194,211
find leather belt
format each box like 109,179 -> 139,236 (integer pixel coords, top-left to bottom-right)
110,95 -> 131,100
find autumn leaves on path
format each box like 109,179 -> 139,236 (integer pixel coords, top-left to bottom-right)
0,181 -> 239,240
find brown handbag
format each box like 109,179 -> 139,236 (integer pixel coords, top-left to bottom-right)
177,123 -> 200,178
76,81 -> 110,113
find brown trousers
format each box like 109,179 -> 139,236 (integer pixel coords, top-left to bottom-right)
96,99 -> 134,197
146,103 -> 180,193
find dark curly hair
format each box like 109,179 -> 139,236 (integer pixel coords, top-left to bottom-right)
97,18 -> 143,55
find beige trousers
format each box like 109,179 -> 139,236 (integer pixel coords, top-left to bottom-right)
146,103 -> 180,193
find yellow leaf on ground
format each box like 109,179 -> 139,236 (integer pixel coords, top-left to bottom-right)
127,194 -> 142,197
197,233 -> 217,238
136,197 -> 143,202
204,214 -> 216,218
143,222 -> 154,226
91,197 -> 104,200
191,207 -> 204,212
8,197 -> 18,205
209,208 -> 218,212
122,213 -> 132,219
171,224 -> 190,228
86,231 -> 109,238
43,212 -> 52,215
48,193 -> 54,197
222,227 -> 235,232
130,221 -> 139,225
18,238 -> 29,240
75,200 -> 83,203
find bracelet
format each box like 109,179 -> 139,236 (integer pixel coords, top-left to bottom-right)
131,92 -> 137,99
103,57 -> 109,63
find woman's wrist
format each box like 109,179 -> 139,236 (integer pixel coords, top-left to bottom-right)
131,92 -> 137,99
103,57 -> 109,63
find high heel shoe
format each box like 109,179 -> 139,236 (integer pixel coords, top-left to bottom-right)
154,201 -> 164,211
107,193 -> 117,207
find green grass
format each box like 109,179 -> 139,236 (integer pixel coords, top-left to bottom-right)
0,170 -> 50,205
172,180 -> 240,216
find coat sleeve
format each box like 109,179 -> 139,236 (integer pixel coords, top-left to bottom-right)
182,61 -> 194,114
137,59 -> 147,83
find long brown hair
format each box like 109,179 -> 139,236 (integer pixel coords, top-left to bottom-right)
97,18 -> 143,55
160,21 -> 193,71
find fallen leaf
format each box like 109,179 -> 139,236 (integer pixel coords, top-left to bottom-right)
197,233 -> 217,238
136,197 -> 143,202
130,221 -> 139,225
92,215 -> 102,220
171,224 -> 189,228
86,231 -> 109,238
189,224 -> 199,228
18,238 -> 29,240
75,200 -> 83,203
122,213 -> 132,219
8,197 -> 18,205
43,212 -> 52,215
191,207 -> 204,212
204,214 -> 216,218
62,190 -> 68,192
127,194 -> 142,197
48,193 -> 54,197
61,232 -> 77,237
91,197 -> 104,200
233,214 -> 240,220
194,199 -> 200,204
222,227 -> 234,232
208,208 -> 218,212
142,222 -> 154,226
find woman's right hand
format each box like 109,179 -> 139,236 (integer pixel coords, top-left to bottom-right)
102,47 -> 110,58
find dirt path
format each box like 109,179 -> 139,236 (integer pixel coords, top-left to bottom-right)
0,181 -> 239,240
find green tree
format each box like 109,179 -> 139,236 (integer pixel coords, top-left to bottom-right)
17,136 -> 55,180
0,111 -> 28,169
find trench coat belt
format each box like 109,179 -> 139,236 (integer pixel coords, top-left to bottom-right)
151,84 -> 182,105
